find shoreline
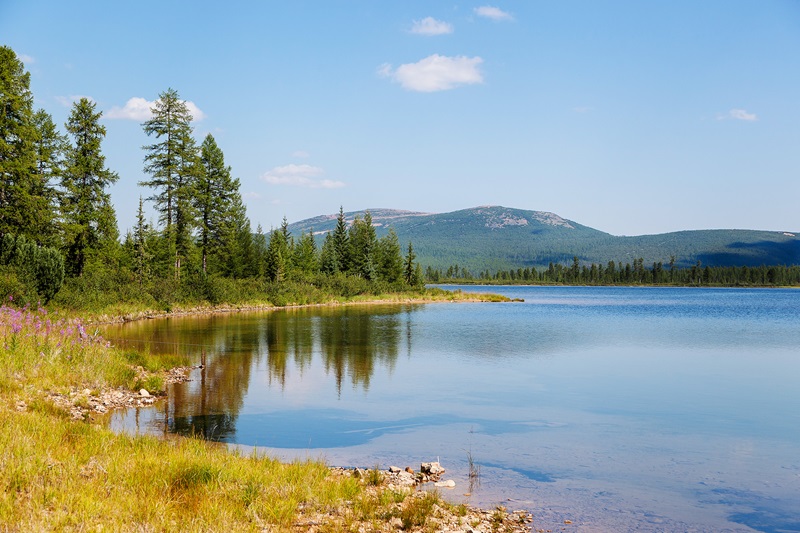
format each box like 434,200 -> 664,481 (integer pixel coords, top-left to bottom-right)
86,289 -> 511,325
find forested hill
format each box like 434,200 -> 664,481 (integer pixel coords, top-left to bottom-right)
286,206 -> 800,272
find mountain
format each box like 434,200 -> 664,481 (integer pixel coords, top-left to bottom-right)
285,206 -> 799,272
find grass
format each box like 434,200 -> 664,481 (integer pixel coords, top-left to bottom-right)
0,304 -> 365,531
0,302 -> 529,531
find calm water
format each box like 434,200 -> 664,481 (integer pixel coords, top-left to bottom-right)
105,287 -> 800,532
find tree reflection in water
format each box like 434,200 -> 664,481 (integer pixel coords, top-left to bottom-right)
103,305 -> 420,441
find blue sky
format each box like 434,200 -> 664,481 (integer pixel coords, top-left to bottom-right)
2,1 -> 799,236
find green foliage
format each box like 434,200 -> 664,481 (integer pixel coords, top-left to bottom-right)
432,257 -> 800,287
0,46 -> 55,244
0,233 -> 65,303
61,98 -> 119,277
349,212 -> 377,280
375,229 -> 404,283
140,88 -> 199,280
286,206 -> 800,274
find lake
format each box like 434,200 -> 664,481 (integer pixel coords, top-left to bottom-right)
105,286 -> 800,532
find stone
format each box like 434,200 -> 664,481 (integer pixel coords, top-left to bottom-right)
434,479 -> 456,488
388,465 -> 401,474
405,466 -> 414,474
421,461 -> 445,477
139,389 -> 150,397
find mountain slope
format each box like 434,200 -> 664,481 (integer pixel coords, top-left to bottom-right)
285,206 -> 799,271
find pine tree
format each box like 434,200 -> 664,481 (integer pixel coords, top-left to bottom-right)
132,196 -> 154,286
195,133 -> 245,275
265,227 -> 288,282
0,47 -> 49,242
140,88 -> 198,279
293,230 -> 318,277
31,109 -> 66,247
349,212 -> 376,280
332,206 -> 350,273
320,232 -> 339,275
61,98 -> 119,277
404,242 -> 417,285
375,228 -> 403,283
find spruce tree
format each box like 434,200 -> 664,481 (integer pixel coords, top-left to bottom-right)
293,230 -> 318,277
196,134 -> 237,274
375,228 -> 403,283
61,98 -> 119,277
349,212 -> 377,280
331,206 -> 350,273
404,242 -> 417,285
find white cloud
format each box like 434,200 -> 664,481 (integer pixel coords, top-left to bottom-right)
105,96 -> 206,121
261,164 -> 345,189
18,53 -> 35,64
474,6 -> 513,21
379,54 -> 484,92
244,191 -> 263,200
722,108 -> 758,122
410,17 -> 454,35
291,150 -> 311,158
56,95 -> 95,107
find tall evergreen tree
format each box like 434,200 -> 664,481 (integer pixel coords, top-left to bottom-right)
320,232 -> 339,275
31,109 -> 66,246
0,46 -> 50,243
404,242 -> 417,286
265,226 -> 289,282
61,98 -> 119,277
375,228 -> 403,283
195,133 -> 244,274
132,196 -> 154,286
331,206 -> 350,273
293,230 -> 318,277
349,212 -> 377,280
140,88 -> 198,279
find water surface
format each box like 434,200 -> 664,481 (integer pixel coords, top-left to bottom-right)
106,287 -> 800,532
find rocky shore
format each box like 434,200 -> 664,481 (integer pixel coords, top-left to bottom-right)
25,367 -> 570,533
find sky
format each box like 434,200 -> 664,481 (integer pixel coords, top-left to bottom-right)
2,1 -> 799,236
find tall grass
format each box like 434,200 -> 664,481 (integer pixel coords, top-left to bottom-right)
0,305 -> 366,531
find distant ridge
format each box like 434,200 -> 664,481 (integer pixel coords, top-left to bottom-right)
285,206 -> 799,272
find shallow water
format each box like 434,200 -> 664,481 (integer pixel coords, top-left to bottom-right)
105,286 -> 800,532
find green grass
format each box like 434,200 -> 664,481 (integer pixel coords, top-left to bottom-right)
0,305 -> 366,531
0,300 -> 528,531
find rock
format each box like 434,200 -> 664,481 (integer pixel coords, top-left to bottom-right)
388,465 -> 401,474
405,466 -> 414,474
139,389 -> 150,397
434,479 -> 456,488
421,461 -> 445,478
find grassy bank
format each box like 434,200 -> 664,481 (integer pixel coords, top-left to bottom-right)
1,297 -> 534,532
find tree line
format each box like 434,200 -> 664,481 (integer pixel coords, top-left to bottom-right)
0,47 -> 422,307
427,257 -> 800,287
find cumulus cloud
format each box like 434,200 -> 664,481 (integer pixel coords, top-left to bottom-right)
105,96 -> 206,121
379,54 -> 484,92
291,150 -> 311,158
410,16 -> 454,35
474,6 -> 513,21
18,53 -> 35,64
720,108 -> 758,122
261,164 -> 345,189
